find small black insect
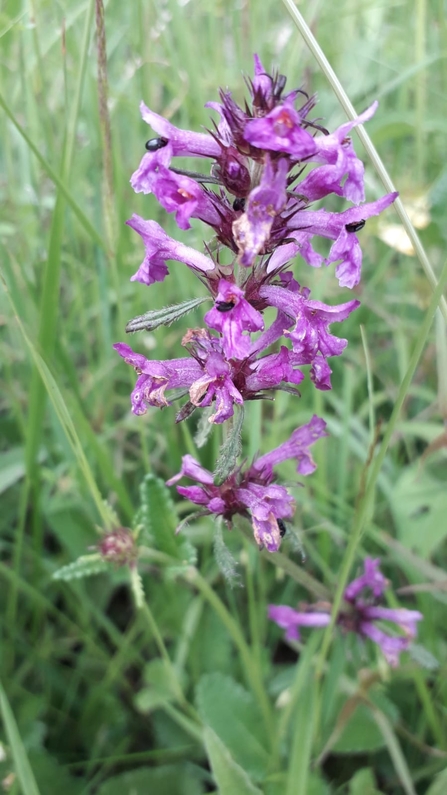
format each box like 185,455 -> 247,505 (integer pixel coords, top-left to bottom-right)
232,197 -> 246,212
145,137 -> 169,152
345,220 -> 365,233
277,518 -> 287,538
215,300 -> 235,313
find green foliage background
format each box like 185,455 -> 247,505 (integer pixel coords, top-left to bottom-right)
1,0 -> 446,793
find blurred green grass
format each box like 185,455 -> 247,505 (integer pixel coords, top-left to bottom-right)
1,0 -> 447,792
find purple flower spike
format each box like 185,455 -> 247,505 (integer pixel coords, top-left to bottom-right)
126,214 -> 215,285
204,279 -> 264,360
233,157 -> 289,266
243,96 -> 317,158
167,418 -> 325,551
140,161 -> 222,231
268,605 -> 331,641
269,558 -> 422,666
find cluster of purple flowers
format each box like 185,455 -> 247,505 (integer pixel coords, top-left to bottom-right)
113,56 -> 422,666
269,558 -> 422,666
115,56 -> 396,552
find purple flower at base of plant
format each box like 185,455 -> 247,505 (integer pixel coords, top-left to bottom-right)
269,558 -> 423,667
204,279 -> 264,360
126,214 -> 215,286
167,416 -> 326,552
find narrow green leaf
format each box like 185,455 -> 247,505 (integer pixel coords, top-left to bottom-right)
370,706 -> 416,795
286,656 -> 317,795
425,767 -> 447,795
0,680 -> 42,795
126,296 -> 210,332
214,406 -> 244,485
203,727 -> 263,795
213,521 -> 241,588
52,554 -> 108,581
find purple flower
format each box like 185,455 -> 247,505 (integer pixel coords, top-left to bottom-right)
126,214 -> 215,285
188,349 -> 244,424
232,157 -> 289,266
268,605 -> 331,641
113,342 -> 202,414
167,416 -> 326,552
138,100 -> 221,158
204,279 -> 264,360
269,558 -> 423,667
259,283 -> 360,389
243,96 -> 317,158
285,193 -> 398,288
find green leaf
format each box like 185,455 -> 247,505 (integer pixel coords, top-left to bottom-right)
52,554 -> 108,581
332,702 -> 386,754
425,767 -> 447,795
0,680 -> 42,795
196,673 -> 269,780
203,727 -> 263,795
96,764 -> 204,795
126,296 -> 210,332
214,406 -> 244,485
348,768 -> 384,795
140,474 -> 182,556
390,464 -> 447,556
135,660 -> 179,713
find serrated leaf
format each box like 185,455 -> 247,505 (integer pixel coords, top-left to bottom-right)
214,406 -> 244,485
196,673 -> 269,780
140,474 -> 181,556
194,405 -> 215,448
203,727 -> 263,795
52,554 -> 108,581
130,566 -> 145,608
213,522 -> 241,588
126,296 -> 209,332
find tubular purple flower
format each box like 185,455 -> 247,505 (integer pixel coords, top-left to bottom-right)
138,160 -> 222,230
139,101 -> 221,159
252,414 -> 328,478
233,157 -> 289,266
113,342 -> 202,414
269,557 -> 423,667
204,279 -> 264,360
344,557 -> 388,602
285,192 -> 398,287
260,284 -> 360,370
245,346 -> 304,392
268,605 -> 331,641
189,351 -> 244,424
243,96 -> 317,158
126,214 -> 215,285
